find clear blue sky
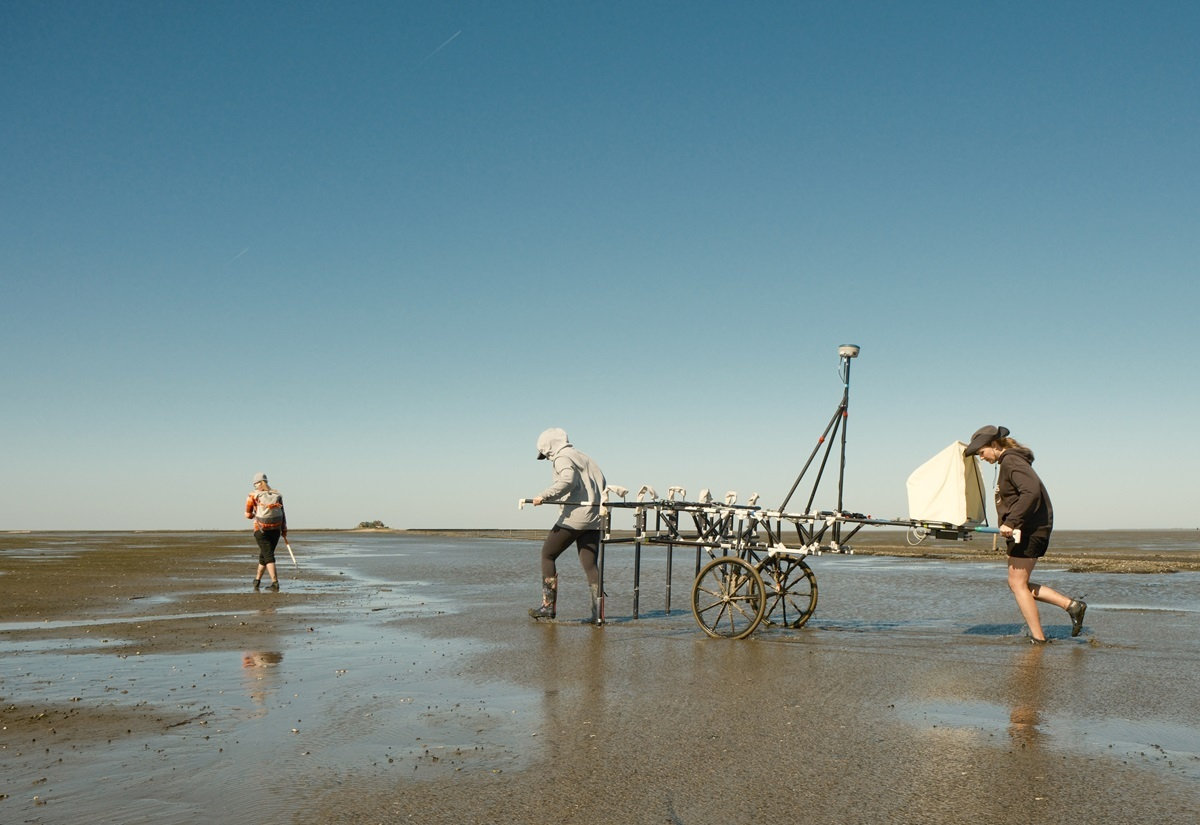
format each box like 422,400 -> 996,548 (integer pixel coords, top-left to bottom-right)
3,1 -> 1197,531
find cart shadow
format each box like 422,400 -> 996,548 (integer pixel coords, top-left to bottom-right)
601,608 -> 694,624
803,619 -> 911,632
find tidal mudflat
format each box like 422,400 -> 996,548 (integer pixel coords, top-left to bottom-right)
2,530 -> 1198,824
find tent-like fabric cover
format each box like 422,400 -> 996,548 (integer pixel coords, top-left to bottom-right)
906,441 -> 987,526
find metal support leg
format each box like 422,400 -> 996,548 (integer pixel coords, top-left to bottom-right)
632,507 -> 645,619
665,543 -> 674,614
596,536 -> 606,625
633,540 -> 642,619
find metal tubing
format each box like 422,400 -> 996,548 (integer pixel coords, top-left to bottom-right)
778,402 -> 844,512
633,506 -> 645,618
837,358 -> 852,513
597,516 -> 606,624
834,355 -> 852,546
804,414 -> 843,514
633,540 -> 642,619
665,544 -> 674,613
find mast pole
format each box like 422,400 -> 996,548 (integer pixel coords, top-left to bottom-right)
834,344 -> 860,547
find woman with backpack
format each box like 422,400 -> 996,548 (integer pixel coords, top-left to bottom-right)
245,472 -> 287,591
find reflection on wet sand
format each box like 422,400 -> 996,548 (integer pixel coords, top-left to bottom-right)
535,624 -> 609,764
1007,644 -> 1046,748
242,651 -> 285,712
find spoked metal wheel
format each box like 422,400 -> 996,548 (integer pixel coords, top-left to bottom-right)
691,556 -> 766,639
759,555 -> 818,628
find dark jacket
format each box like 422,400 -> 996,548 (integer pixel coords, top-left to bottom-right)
996,447 -> 1053,538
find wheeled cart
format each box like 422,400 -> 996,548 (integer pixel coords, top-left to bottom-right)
522,345 -> 996,637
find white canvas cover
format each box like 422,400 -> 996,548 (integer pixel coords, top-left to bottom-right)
906,441 -> 987,526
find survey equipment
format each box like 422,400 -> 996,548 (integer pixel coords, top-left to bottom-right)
524,345 -> 996,638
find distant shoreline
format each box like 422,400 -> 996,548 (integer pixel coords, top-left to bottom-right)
4,527 -> 1196,572
5,527 -> 1197,535
399,528 -> 1200,573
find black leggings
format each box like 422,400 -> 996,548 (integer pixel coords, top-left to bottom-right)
540,525 -> 600,587
254,529 -> 281,565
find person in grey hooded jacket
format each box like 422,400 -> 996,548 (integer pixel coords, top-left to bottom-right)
528,427 -> 607,623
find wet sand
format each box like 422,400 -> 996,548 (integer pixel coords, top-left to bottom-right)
2,531 -> 1198,824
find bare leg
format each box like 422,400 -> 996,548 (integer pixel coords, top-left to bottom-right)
1007,557 -> 1046,640
266,562 -> 278,583
1029,580 -> 1071,610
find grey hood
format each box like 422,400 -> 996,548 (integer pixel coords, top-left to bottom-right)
533,428 -> 607,531
536,427 -> 570,461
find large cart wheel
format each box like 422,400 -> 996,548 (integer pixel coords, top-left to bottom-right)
759,556 -> 818,628
691,556 -> 766,639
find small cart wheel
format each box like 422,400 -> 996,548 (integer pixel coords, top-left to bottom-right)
760,556 -> 818,628
691,556 -> 766,639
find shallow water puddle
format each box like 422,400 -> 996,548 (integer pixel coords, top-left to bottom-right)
897,699 -> 1200,780
0,614 -> 543,824
0,610 -> 253,633
1088,602 -> 1200,614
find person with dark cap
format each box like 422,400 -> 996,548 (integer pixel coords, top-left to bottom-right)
527,428 -> 607,624
245,472 -> 287,591
964,426 -> 1086,642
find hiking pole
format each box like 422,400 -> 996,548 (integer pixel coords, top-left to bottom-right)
284,539 -> 298,569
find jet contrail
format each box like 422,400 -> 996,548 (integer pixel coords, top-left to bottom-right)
421,30 -> 461,64
227,248 -> 249,264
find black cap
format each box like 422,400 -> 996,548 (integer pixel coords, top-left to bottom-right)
964,425 -> 1010,456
